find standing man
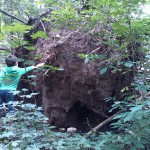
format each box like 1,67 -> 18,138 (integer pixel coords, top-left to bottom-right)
0,55 -> 44,114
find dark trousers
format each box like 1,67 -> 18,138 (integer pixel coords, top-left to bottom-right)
0,90 -> 14,112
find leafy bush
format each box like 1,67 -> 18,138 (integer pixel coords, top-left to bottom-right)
95,100 -> 150,150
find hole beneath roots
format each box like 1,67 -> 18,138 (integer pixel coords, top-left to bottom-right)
66,101 -> 106,132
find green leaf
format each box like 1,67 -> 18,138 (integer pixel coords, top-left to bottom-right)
135,83 -> 149,93
24,45 -> 36,50
136,143 -> 145,149
2,131 -> 14,137
100,67 -> 108,74
124,61 -> 133,67
11,140 -> 22,147
77,53 -> 87,59
21,88 -> 28,92
31,92 -> 39,96
22,133 -> 32,138
44,65 -> 64,71
26,95 -> 32,98
2,23 -> 33,33
31,31 -> 48,39
42,17 -> 51,21
28,75 -> 37,78
130,105 -> 143,113
124,113 -> 133,122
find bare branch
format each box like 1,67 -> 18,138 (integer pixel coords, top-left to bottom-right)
40,20 -> 46,32
0,9 -> 26,24
86,109 -> 123,137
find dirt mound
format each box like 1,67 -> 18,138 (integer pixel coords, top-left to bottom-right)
21,29 -> 132,130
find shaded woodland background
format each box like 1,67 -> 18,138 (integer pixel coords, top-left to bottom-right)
0,0 -> 150,149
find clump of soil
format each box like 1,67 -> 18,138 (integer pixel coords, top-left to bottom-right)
22,29 -> 132,130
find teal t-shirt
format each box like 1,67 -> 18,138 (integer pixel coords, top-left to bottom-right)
0,66 -> 34,90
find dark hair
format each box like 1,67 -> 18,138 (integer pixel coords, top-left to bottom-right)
5,55 -> 18,67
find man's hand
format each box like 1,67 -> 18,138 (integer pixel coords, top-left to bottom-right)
35,63 -> 45,68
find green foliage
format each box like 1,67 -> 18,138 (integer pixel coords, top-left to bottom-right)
0,98 -> 149,150
0,0 -> 46,24
24,45 -> 36,51
100,67 -> 108,75
0,23 -> 33,48
49,0 -> 149,31
123,61 -> 134,68
1,23 -> 33,33
78,53 -> 107,64
107,101 -> 150,149
0,102 -> 96,150
44,64 -> 64,71
51,1 -> 79,29
0,0 -> 150,149
31,31 -> 48,39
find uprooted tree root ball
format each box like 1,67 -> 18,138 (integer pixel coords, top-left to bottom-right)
16,29 -> 136,130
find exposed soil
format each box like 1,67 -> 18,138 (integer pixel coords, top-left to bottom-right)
15,29 -> 135,131
14,15 -> 137,131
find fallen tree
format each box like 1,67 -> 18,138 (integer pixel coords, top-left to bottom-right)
13,4 -> 144,129
15,27 -> 140,130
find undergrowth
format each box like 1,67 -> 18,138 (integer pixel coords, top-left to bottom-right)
0,99 -> 149,150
